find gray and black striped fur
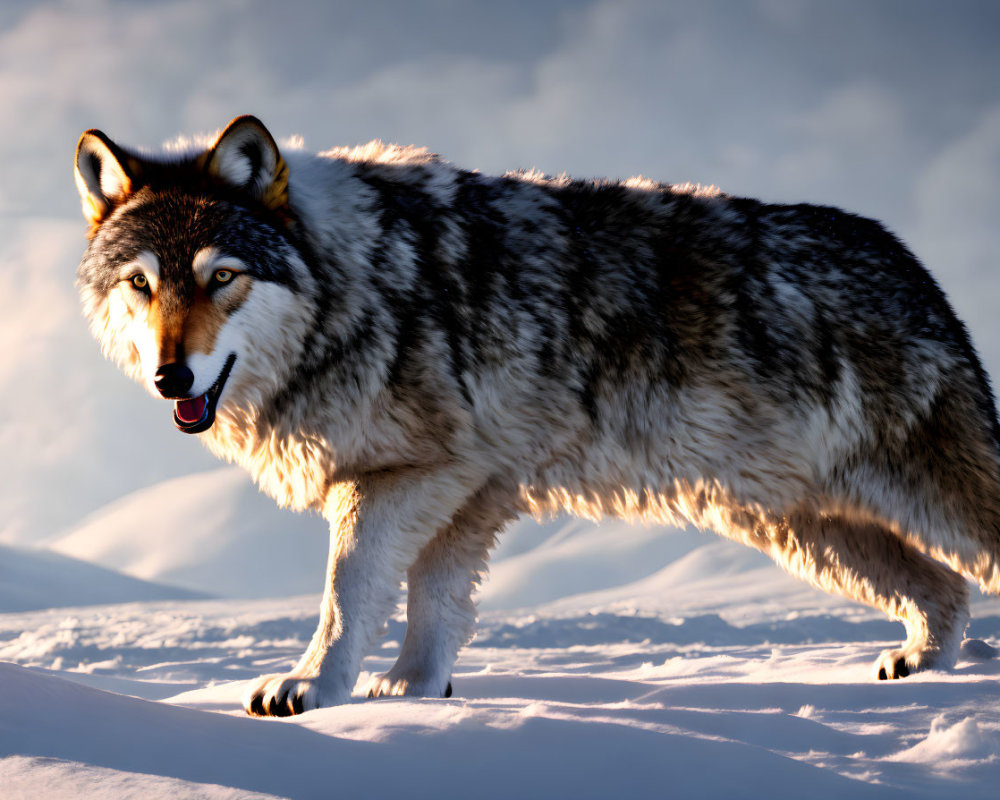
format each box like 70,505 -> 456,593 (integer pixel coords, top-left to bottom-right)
74,116 -> 1000,716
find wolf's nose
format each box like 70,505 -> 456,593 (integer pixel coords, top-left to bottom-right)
154,363 -> 195,398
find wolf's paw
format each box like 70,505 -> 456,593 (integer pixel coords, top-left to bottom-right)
365,672 -> 453,699
244,673 -> 338,716
875,649 -> 912,680
874,645 -> 949,680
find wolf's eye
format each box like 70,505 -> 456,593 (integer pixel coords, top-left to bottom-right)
213,269 -> 234,284
130,274 -> 149,291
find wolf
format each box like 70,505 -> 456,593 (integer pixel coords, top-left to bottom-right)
74,115 -> 1000,716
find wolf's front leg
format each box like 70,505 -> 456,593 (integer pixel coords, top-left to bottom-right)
244,467 -> 480,716
367,481 -> 519,699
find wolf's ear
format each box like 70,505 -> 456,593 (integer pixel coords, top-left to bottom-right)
203,115 -> 289,211
75,130 -> 136,230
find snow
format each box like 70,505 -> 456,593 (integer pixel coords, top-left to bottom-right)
0,543 -> 203,612
2,506 -> 999,798
1,656 -> 914,800
48,468 -> 328,599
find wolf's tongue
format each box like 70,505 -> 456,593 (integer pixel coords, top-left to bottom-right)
175,395 -> 208,425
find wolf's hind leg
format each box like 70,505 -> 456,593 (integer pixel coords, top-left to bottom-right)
744,511 -> 970,679
367,482 -> 518,699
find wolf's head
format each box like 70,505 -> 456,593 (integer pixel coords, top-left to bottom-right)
75,116 -> 316,435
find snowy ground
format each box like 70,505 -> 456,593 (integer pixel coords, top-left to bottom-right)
1,496 -> 999,799
1,3 -> 999,797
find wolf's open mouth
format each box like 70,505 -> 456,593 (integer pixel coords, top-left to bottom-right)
173,353 -> 237,434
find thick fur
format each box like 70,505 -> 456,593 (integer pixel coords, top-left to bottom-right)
74,116 -> 1000,716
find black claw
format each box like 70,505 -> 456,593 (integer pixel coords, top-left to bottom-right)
268,693 -> 291,717
444,681 -> 453,698
895,658 -> 910,678
292,692 -> 304,715
248,694 -> 265,716
877,666 -> 887,680
367,688 -> 376,699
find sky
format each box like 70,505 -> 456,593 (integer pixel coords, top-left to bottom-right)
0,0 -> 998,545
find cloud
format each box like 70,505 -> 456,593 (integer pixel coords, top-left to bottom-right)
909,106 -> 1000,376
913,105 -> 1000,274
